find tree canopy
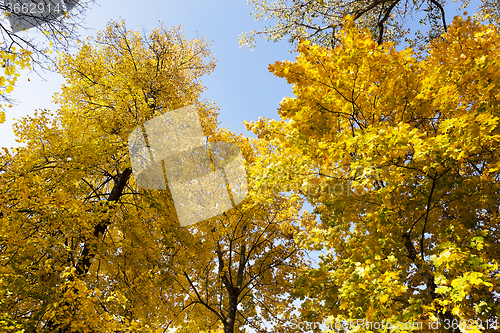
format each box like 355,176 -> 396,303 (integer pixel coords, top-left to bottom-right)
246,14 -> 500,332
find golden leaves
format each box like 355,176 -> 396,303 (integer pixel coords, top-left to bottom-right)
248,13 -> 500,329
0,20 -> 228,332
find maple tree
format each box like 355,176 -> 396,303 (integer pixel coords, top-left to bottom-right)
240,0 -> 500,50
0,19 -> 309,333
246,14 -> 500,333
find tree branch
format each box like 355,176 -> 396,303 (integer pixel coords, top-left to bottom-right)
75,167 -> 132,275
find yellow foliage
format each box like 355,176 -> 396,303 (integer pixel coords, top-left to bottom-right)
0,19 -> 307,333
248,15 -> 500,329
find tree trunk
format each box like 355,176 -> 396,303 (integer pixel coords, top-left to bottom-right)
224,294 -> 238,333
403,233 -> 460,333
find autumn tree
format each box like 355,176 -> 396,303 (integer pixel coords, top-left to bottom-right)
240,0 -> 500,50
246,15 -> 500,332
0,19 -> 309,333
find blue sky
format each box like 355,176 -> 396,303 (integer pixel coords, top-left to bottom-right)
0,0 -> 479,150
